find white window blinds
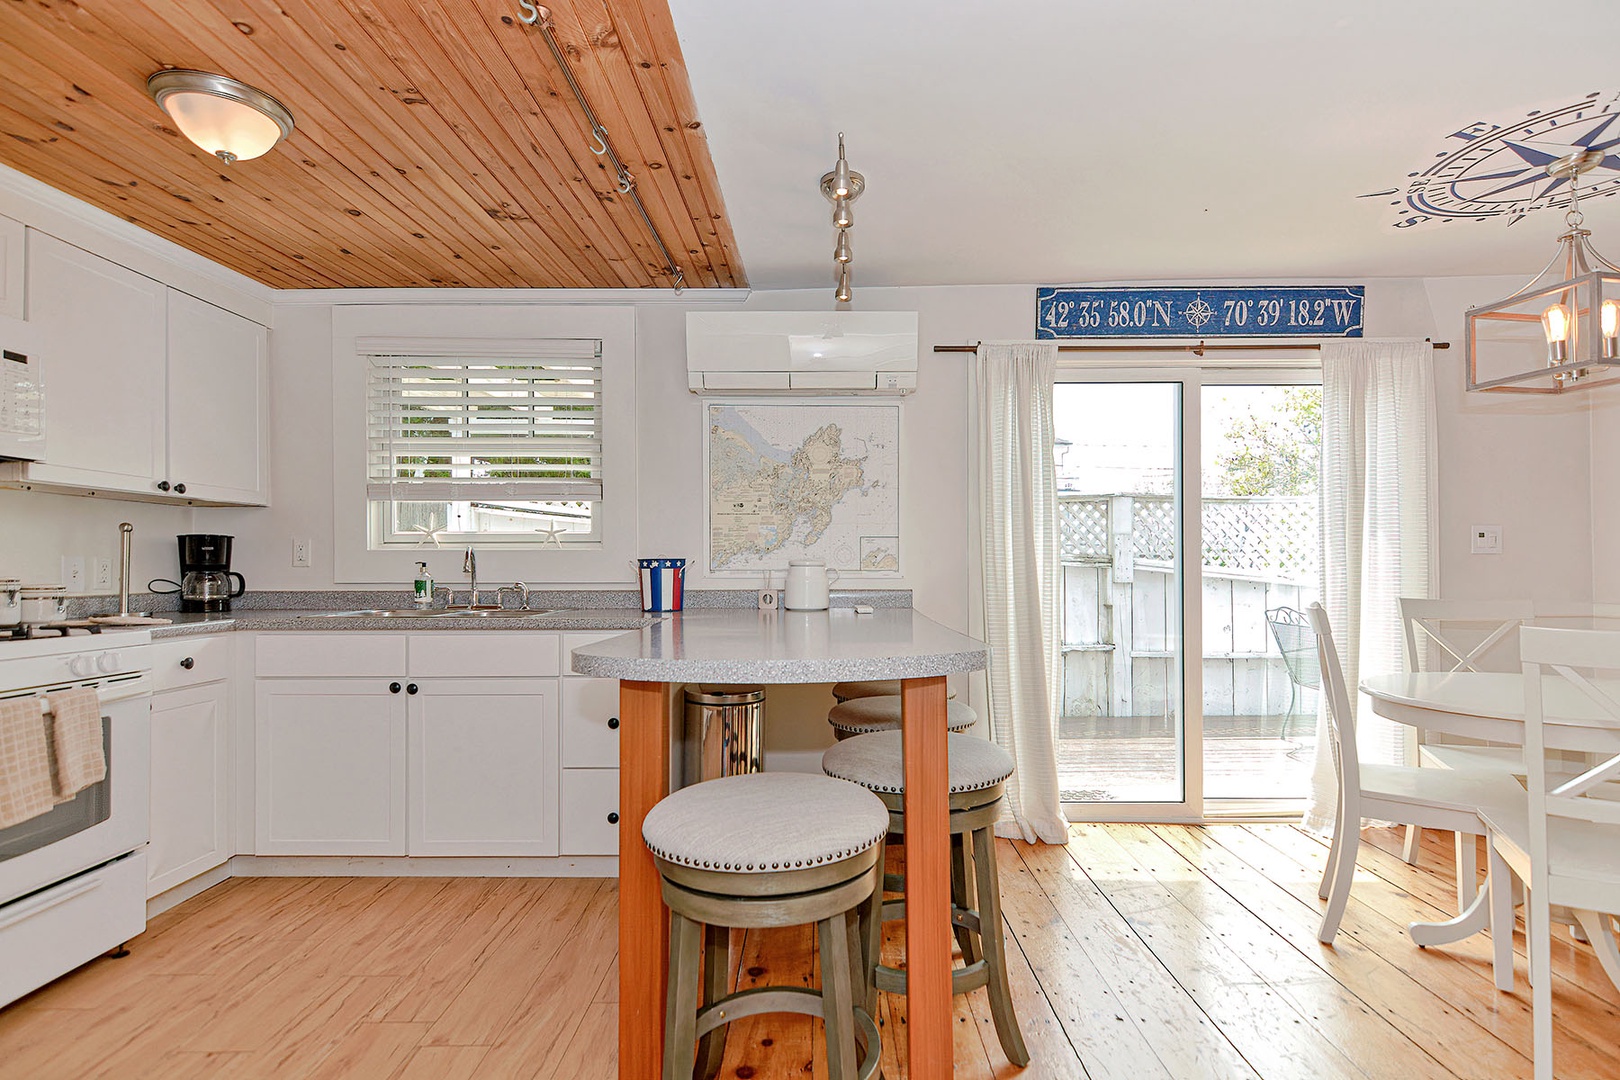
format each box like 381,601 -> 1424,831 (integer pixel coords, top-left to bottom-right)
363,336 -> 603,502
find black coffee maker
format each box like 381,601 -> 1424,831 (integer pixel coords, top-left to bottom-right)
176,534 -> 246,612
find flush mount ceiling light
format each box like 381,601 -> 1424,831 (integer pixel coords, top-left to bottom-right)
1466,150 -> 1620,393
820,133 -> 865,303
146,69 -> 294,164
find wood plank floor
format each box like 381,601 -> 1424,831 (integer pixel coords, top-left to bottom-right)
2,825 -> 1617,1079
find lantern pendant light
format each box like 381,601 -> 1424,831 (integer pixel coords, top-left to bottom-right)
1465,150 -> 1620,393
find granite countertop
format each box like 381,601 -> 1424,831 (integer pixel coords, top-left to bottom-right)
144,608 -> 660,639
570,607 -> 987,683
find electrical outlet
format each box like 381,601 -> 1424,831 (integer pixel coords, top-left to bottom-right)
291,538 -> 312,568
92,557 -> 113,591
61,555 -> 86,594
1470,525 -> 1503,555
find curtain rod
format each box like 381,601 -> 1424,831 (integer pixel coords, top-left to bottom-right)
932,339 -> 1449,355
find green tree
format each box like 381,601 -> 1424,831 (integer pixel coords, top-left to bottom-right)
1215,387 -> 1321,496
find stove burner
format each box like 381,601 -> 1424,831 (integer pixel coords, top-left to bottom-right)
4,622 -> 101,641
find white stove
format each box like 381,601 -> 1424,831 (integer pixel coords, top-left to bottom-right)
0,628 -> 152,1006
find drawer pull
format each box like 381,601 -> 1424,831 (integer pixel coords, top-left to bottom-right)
606,812 -> 620,825
389,682 -> 402,694
406,683 -> 419,695
180,657 -> 195,670
0,876 -> 101,932
607,717 -> 619,729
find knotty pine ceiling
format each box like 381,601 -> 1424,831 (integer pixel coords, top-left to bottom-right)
0,0 -> 745,289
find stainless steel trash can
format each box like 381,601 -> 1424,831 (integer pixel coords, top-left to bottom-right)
683,684 -> 765,785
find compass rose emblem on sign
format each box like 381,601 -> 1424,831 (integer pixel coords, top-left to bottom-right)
1372,91 -> 1620,228
1182,296 -> 1215,330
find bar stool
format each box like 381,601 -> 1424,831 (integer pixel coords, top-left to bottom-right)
828,693 -> 978,741
642,772 -> 888,1080
832,679 -> 956,703
821,730 -> 1030,1067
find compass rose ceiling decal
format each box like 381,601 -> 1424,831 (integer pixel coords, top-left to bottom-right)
1368,91 -> 1620,229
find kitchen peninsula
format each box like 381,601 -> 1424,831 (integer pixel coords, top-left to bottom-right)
572,606 -> 990,1080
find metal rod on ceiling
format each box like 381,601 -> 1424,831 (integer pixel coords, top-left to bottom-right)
518,4 -> 685,292
933,339 -> 1450,355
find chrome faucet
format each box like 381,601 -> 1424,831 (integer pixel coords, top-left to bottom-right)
463,546 -> 479,608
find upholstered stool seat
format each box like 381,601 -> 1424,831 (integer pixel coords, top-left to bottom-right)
644,773 -> 888,1080
827,694 -> 977,740
832,679 -> 957,703
821,732 -> 1030,1068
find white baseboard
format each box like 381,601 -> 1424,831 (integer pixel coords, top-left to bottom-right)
145,853 -> 620,915
228,854 -> 619,878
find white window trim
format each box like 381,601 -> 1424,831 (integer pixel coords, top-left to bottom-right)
332,304 -> 637,586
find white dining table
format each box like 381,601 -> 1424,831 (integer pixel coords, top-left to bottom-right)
1361,671 -> 1620,946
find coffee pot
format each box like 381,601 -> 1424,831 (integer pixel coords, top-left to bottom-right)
151,534 -> 247,612
783,560 -> 839,611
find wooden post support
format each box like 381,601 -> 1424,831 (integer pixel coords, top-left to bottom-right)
619,680 -> 671,1080
901,675 -> 953,1076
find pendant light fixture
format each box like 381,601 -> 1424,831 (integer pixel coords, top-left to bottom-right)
1465,150 -> 1620,393
146,70 -> 294,164
820,133 -> 864,303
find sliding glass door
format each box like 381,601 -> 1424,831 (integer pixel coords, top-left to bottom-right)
1054,368 -> 1320,820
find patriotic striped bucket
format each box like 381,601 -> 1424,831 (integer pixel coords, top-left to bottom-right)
637,557 -> 686,612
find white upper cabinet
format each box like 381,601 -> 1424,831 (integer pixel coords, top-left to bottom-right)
0,231 -> 269,506
18,232 -> 166,487
0,213 -> 23,320
166,290 -> 268,505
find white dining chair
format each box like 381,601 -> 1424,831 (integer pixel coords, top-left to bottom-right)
1398,598 -> 1536,869
1480,625 -> 1620,1080
1308,603 -> 1525,947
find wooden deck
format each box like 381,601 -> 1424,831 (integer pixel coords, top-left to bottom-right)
1059,715 -> 1318,802
1,824 -> 1616,1078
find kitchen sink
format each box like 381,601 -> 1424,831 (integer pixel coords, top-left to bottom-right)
298,608 -> 550,619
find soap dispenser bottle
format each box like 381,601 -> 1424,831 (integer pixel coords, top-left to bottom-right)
414,562 -> 434,608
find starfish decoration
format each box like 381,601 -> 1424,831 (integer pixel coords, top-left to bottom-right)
411,522 -> 445,548
535,522 -> 567,548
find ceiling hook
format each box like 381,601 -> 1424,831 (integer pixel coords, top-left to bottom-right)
589,128 -> 609,156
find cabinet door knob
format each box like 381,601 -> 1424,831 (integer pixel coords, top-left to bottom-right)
406,683 -> 419,695
606,812 -> 620,825
607,717 -> 619,729
173,482 -> 187,495
389,682 -> 402,694
156,480 -> 170,492
179,657 -> 195,670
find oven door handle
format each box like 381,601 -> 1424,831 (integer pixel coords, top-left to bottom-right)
0,874 -> 103,932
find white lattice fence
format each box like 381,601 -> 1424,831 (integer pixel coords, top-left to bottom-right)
1059,494 -> 1317,582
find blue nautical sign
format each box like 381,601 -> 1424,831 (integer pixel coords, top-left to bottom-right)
1036,285 -> 1364,339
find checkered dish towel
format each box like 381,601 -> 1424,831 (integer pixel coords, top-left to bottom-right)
0,697 -> 55,829
45,686 -> 105,800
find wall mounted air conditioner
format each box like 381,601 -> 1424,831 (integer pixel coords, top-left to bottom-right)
686,311 -> 918,394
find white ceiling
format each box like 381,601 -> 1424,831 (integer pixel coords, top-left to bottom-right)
669,0 -> 1620,292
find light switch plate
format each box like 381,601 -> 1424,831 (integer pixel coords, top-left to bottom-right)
61,555 -> 85,593
1470,524 -> 1503,555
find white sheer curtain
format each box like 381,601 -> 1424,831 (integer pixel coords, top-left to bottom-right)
1304,339 -> 1437,832
975,342 -> 1070,843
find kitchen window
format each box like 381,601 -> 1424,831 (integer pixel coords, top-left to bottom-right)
332,305 -> 636,586
364,338 -> 603,548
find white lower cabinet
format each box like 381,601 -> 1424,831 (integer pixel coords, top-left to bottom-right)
560,768 -> 620,856
409,678 -> 557,856
559,634 -> 623,855
148,680 -> 231,896
254,678 -> 408,855
251,634 -> 562,858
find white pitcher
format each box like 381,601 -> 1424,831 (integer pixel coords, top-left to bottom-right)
783,560 -> 839,610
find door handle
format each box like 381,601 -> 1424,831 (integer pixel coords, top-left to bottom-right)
389,682 -> 402,694
406,683 -> 419,695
